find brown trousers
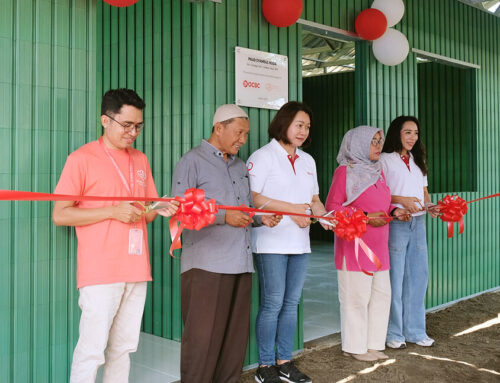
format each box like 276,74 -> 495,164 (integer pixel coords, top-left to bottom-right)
180,268 -> 252,383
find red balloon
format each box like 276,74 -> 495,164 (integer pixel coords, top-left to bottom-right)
104,0 -> 139,7
263,0 -> 303,28
355,8 -> 387,41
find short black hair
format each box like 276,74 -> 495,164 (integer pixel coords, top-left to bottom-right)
382,115 -> 428,175
268,101 -> 313,147
101,88 -> 145,116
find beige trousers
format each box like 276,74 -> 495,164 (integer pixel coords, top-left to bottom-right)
337,265 -> 391,354
70,282 -> 147,383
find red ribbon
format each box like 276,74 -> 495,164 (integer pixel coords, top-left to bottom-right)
467,192 -> 500,204
438,195 -> 468,238
169,188 -> 217,256
334,210 -> 382,276
334,210 -> 368,241
5,188 -> 498,254
355,237 -> 382,276
0,189 -> 172,203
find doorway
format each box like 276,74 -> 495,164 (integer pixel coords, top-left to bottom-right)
301,25 -> 356,341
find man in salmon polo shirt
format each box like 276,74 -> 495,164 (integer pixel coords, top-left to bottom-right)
52,88 -> 178,383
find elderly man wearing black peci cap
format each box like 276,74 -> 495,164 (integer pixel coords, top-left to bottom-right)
171,104 -> 282,383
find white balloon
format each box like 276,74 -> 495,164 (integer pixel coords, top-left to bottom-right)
372,28 -> 409,66
371,0 -> 405,27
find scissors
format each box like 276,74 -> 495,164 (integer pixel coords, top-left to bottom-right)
149,195 -> 172,211
317,210 -> 336,227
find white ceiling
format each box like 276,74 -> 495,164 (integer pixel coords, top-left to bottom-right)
458,0 -> 500,16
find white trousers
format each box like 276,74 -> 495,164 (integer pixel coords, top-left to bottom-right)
70,282 -> 147,383
337,267 -> 391,354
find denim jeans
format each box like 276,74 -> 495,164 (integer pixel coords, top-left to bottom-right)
254,253 -> 309,365
387,215 -> 430,343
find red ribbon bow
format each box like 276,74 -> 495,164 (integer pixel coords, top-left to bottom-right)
334,210 -> 382,276
438,195 -> 468,238
169,188 -> 217,256
334,210 -> 369,241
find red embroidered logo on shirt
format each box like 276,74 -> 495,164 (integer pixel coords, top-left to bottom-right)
247,162 -> 254,171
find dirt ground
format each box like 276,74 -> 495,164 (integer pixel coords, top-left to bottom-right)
239,290 -> 500,383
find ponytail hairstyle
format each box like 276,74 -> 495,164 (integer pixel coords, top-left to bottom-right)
382,116 -> 428,175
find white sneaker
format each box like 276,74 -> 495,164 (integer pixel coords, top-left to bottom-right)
416,337 -> 435,347
386,340 -> 407,349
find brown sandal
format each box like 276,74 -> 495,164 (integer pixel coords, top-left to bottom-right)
368,349 -> 389,359
343,351 -> 378,361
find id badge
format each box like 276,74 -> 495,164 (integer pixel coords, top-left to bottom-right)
129,228 -> 143,255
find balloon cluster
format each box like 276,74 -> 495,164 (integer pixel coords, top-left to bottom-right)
334,210 -> 369,242
104,0 -> 138,7
355,0 -> 409,66
173,188 -> 218,230
262,0 -> 303,28
438,195 -> 468,237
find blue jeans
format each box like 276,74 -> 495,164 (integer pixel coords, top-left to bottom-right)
387,215 -> 430,343
254,253 -> 309,365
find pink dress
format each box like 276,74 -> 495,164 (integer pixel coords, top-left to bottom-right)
325,165 -> 394,272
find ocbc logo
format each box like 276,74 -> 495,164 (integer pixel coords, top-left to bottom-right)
243,80 -> 260,88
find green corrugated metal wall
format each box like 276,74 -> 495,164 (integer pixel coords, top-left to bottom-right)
97,0 -> 500,369
303,64 -> 478,259
303,72 -> 355,242
98,0 -> 187,342
98,0 -> 499,365
0,0 -> 96,382
2,0 -> 499,380
97,0 -> 304,365
302,0 -> 499,307
418,62 -> 476,193
406,0 -> 499,305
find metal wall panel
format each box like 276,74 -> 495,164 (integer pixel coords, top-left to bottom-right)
96,0 -> 499,367
418,62 -> 476,193
411,0 -> 500,306
98,0 -> 186,342
303,0 -> 499,307
97,0 -> 303,364
0,0 -> 96,382
1,0 -> 497,379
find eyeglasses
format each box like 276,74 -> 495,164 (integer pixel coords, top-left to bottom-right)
371,138 -> 385,146
106,114 -> 144,133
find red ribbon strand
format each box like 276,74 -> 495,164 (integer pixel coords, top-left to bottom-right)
0,189 -> 173,203
3,189 -> 500,253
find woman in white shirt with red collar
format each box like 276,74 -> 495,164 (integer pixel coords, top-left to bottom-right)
379,116 -> 440,350
247,102 -> 332,383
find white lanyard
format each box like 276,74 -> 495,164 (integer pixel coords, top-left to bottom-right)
99,137 -> 134,196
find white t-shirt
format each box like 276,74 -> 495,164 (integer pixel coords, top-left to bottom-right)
247,139 -> 320,254
379,152 -> 428,217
